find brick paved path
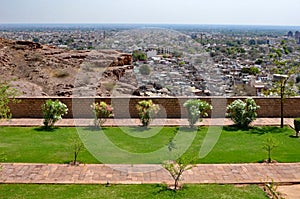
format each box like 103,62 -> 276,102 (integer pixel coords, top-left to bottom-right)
0,118 -> 295,127
1,163 -> 299,184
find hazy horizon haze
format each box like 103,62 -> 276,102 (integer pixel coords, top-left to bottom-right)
1,0 -> 300,26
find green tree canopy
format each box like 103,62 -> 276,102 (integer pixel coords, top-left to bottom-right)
132,51 -> 147,61
0,81 -> 19,120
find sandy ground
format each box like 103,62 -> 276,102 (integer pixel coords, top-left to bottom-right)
277,185 -> 300,199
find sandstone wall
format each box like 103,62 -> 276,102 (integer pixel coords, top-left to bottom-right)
8,97 -> 300,118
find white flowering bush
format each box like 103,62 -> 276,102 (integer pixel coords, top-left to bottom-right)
227,98 -> 260,128
42,99 -> 68,129
184,99 -> 212,128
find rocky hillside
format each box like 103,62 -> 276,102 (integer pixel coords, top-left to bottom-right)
0,38 -> 133,96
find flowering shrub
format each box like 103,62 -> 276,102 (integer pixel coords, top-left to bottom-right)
226,98 -> 260,128
42,99 -> 68,129
91,102 -> 113,127
136,100 -> 160,127
184,99 -> 212,128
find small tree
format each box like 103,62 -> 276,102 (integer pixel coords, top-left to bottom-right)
265,43 -> 298,128
0,81 -> 19,120
69,136 -> 85,165
41,99 -> 68,129
266,74 -> 296,128
227,98 -> 260,128
163,156 -> 195,191
184,99 -> 212,128
132,50 -> 147,61
136,100 -> 160,127
139,64 -> 151,75
262,136 -> 278,163
91,102 -> 113,127
293,118 -> 300,137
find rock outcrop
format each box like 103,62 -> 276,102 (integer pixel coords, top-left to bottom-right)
0,38 -> 133,96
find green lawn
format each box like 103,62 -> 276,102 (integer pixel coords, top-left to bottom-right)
0,127 -> 98,164
0,184 -> 268,199
0,126 -> 299,164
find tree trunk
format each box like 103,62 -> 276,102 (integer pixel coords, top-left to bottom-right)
280,82 -> 284,128
74,152 -> 78,163
268,148 -> 271,163
280,96 -> 284,128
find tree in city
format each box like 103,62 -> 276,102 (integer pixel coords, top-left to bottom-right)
0,81 -> 19,120
139,64 -> 151,75
132,50 -> 147,61
241,66 -> 260,75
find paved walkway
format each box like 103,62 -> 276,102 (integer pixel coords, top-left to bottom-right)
1,163 -> 300,185
0,118 -> 295,127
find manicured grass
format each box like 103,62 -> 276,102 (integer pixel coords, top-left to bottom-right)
0,126 -> 299,164
184,126 -> 300,163
0,127 -> 98,164
0,184 -> 268,199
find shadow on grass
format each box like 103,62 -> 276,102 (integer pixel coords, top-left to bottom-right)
289,135 -> 299,139
222,125 -> 253,132
223,126 -> 286,136
33,126 -> 58,132
82,126 -> 108,132
249,126 -> 285,135
153,184 -> 176,195
178,126 -> 199,132
153,184 -> 188,197
127,126 -> 155,133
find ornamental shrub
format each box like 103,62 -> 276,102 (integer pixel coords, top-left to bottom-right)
136,100 -> 160,127
226,98 -> 260,128
184,99 -> 212,128
91,102 -> 113,127
42,99 -> 68,129
293,118 -> 300,137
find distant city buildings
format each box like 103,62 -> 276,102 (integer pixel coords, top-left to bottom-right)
1,25 -> 299,97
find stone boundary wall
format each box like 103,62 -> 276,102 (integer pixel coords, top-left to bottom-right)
8,97 -> 300,118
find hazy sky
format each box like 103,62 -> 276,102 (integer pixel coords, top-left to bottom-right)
1,0 -> 300,26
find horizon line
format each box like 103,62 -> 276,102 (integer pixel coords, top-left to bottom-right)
1,22 -> 300,28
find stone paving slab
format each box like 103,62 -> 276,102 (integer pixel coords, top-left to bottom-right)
277,185 -> 300,199
0,163 -> 299,185
0,118 -> 295,128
